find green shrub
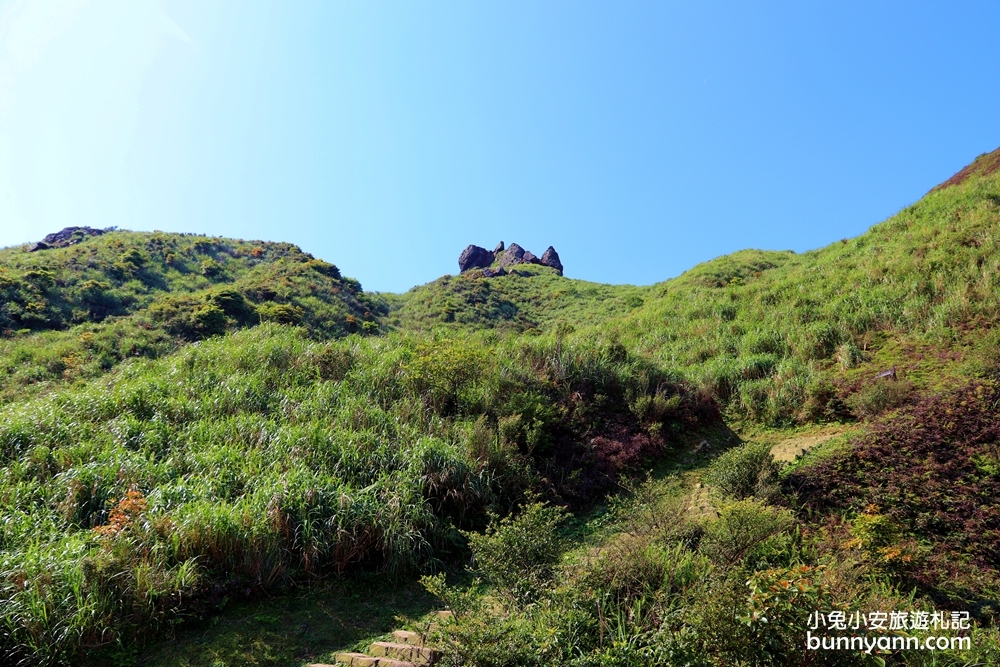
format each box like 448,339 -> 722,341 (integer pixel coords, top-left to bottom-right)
464,501 -> 567,604
314,345 -> 353,381
703,442 -> 779,500
699,500 -> 793,567
743,564 -> 836,666
845,378 -> 913,419
190,304 -> 227,338
257,302 -> 304,325
112,248 -> 146,279
200,258 -> 223,278
209,288 -> 256,323
584,537 -> 710,609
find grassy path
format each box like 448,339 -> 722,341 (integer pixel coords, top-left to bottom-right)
134,577 -> 436,667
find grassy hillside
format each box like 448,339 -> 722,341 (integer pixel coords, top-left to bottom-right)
5,148 -> 1000,666
390,149 -> 1000,429
384,263 -> 650,334
0,324 -> 712,664
607,167 -> 1000,425
0,230 -> 386,401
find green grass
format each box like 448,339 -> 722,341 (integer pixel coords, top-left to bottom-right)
383,263 -> 650,334
382,151 -> 1000,428
0,323 -> 710,664
0,231 -> 386,401
135,575 -> 435,667
6,148 -> 1000,665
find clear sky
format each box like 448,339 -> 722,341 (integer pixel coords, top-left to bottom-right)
1,1 -> 999,292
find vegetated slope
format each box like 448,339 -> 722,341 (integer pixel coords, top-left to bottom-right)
384,264 -> 651,334
0,324 -> 714,665
0,230 -> 386,401
790,380 -> 1000,606
588,148 -> 1000,426
355,149 -> 1000,666
7,146 -> 1000,666
386,148 -> 1000,428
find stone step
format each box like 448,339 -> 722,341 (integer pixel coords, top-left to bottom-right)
331,654 -> 377,667
425,609 -> 455,634
369,641 -> 441,665
326,653 -> 416,667
391,630 -> 425,646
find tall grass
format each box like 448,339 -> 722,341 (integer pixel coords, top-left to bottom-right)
0,324 -> 708,664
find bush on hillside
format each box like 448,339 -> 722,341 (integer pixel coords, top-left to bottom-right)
699,499 -> 793,567
256,301 -> 304,325
208,288 -> 257,324
704,441 -> 780,501
844,378 -> 913,419
148,297 -> 228,340
199,258 -> 223,278
314,344 -> 354,381
464,501 -> 567,604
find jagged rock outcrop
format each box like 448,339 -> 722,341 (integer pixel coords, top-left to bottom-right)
458,241 -> 564,277
499,243 -> 526,268
540,246 -> 563,275
458,244 -> 493,272
30,226 -> 110,251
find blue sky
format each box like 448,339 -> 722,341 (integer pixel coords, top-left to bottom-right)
1,1 -> 999,292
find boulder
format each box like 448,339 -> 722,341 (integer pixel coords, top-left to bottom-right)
458,245 -> 493,272
482,267 -> 507,278
499,243 -> 526,268
522,251 -> 540,264
540,246 -> 563,275
493,241 -> 505,255
37,226 -> 109,249
28,242 -> 51,252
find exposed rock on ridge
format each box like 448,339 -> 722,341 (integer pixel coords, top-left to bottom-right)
29,226 -> 113,252
458,245 -> 494,272
499,243 -> 526,268
540,246 -> 563,274
458,241 -> 563,276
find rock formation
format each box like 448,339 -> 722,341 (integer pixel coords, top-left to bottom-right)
458,244 -> 493,272
457,241 -> 564,277
499,243 -> 526,268
540,246 -> 563,275
29,226 -> 111,251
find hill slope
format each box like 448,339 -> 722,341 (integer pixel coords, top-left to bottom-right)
5,147 -> 1000,665
0,230 -> 386,401
0,324 -> 713,664
389,147 -> 1000,426
384,263 -> 650,334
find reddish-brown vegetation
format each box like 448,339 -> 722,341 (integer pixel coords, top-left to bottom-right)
790,381 -> 1000,592
930,146 -> 1000,192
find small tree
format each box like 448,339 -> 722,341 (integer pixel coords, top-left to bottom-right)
464,501 -> 567,605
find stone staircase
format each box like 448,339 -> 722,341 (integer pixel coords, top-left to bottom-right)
307,611 -> 452,667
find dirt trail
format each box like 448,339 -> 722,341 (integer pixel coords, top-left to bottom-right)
768,427 -> 848,462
